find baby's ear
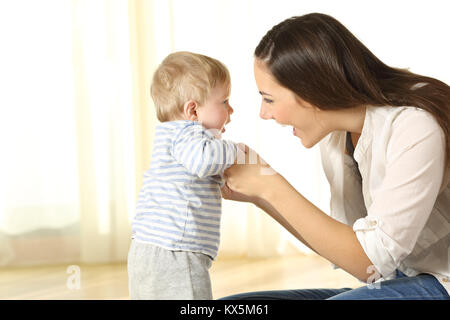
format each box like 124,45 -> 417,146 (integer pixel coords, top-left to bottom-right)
183,100 -> 198,121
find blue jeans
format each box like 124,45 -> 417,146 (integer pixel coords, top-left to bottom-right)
219,270 -> 449,300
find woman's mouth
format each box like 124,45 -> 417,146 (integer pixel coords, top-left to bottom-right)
293,127 -> 302,138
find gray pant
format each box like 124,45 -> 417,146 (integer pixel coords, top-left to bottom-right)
127,240 -> 213,300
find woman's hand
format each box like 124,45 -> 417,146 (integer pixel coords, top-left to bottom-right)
222,144 -> 279,202
220,182 -> 259,204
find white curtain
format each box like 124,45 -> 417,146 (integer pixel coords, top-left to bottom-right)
0,0 -> 148,266
0,0 -> 81,266
72,0 -> 138,263
1,0 -> 448,267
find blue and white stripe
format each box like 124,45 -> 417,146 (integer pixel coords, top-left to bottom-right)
131,120 -> 237,259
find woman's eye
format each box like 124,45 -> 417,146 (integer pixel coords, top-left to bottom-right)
223,99 -> 229,105
264,98 -> 274,104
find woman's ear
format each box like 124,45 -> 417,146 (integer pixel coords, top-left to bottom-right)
183,100 -> 199,121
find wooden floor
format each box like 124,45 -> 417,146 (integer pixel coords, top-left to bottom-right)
0,253 -> 362,300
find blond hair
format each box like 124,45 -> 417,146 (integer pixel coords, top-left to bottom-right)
150,51 -> 231,122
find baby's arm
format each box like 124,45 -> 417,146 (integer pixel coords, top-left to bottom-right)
172,123 -> 238,178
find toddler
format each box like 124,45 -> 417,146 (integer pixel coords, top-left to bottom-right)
127,51 -> 238,299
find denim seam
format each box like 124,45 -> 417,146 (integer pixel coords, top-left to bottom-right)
353,295 -> 448,300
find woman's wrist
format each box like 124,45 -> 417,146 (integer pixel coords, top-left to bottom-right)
259,172 -> 287,203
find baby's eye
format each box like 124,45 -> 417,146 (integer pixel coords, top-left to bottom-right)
223,99 -> 229,104
264,98 -> 274,104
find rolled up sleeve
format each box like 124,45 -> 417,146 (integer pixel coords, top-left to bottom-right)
353,217 -> 402,278
353,111 -> 446,278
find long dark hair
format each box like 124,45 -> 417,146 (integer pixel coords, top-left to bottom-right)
255,13 -> 450,168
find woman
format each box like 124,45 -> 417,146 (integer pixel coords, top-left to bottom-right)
221,13 -> 450,300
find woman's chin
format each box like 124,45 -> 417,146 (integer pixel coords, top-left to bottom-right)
299,139 -> 310,148
294,129 -> 322,148
298,136 -> 316,149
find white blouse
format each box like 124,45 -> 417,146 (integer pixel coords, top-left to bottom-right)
319,105 -> 450,294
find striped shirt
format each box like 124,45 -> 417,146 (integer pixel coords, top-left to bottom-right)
131,120 -> 238,259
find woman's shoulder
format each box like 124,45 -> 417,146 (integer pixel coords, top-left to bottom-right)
369,106 -> 446,164
364,106 -> 444,151
368,105 -> 441,132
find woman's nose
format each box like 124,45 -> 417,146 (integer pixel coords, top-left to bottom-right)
259,105 -> 272,120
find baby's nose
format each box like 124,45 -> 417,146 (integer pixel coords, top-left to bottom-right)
225,106 -> 233,124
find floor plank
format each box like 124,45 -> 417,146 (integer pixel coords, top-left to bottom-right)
0,254 -> 362,300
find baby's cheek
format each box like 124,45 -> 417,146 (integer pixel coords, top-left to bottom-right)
213,110 -> 228,127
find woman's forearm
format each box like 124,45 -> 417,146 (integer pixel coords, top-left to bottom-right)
261,173 -> 376,283
254,197 -> 317,254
